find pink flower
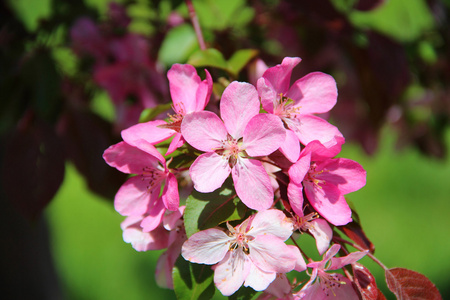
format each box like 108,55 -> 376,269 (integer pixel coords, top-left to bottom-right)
292,212 -> 333,256
295,244 -> 367,300
181,81 -> 286,210
121,63 -> 212,155
288,139 -> 366,226
257,57 -> 343,162
181,210 -> 305,296
103,140 -> 179,231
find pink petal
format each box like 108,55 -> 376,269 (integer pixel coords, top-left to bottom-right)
329,250 -> 368,271
181,111 -> 227,152
214,251 -> 251,296
190,152 -> 231,193
242,114 -> 286,157
168,64 -> 202,113
287,72 -> 337,114
122,223 -> 169,251
244,263 -> 276,291
287,181 -> 305,217
288,151 -> 311,185
287,245 -> 307,272
103,141 -> 159,174
262,274 -> 292,299
220,81 -> 260,139
262,57 -> 301,94
155,234 -> 185,289
163,206 -> 185,231
248,209 -> 293,241
194,69 -> 213,111
140,199 -> 166,232
121,120 -> 175,146
279,129 -> 301,162
288,115 -> 343,146
317,158 -> 367,195
114,176 -> 157,216
299,274 -> 360,300
309,219 -> 333,255
182,228 -> 231,264
257,77 -> 277,113
232,158 -> 273,211
307,244 -> 341,270
161,173 -> 179,211
304,182 -> 352,226
166,132 -> 185,155
249,235 -> 296,273
302,138 -> 344,162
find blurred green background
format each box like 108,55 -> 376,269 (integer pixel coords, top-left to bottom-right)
3,0 -> 450,299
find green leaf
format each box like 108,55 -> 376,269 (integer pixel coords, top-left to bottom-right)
227,49 -> 259,77
158,24 -> 199,67
184,178 -> 247,237
349,0 -> 435,42
139,103 -> 173,123
173,256 -> 215,300
187,48 -> 228,70
228,286 -> 258,300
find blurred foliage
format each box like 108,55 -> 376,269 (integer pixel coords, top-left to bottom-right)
1,0 -> 450,299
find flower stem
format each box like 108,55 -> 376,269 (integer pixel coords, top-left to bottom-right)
333,236 -> 389,271
186,0 -> 206,50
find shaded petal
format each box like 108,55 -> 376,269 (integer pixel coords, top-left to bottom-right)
244,263 -> 276,291
289,115 -> 343,146
288,151 -> 311,185
114,176 -> 156,216
163,206 -> 185,231
263,274 -> 292,299
287,181 -> 305,217
121,120 -> 175,146
181,111 -> 227,152
248,209 -> 293,241
168,64 -> 202,113
182,228 -> 231,264
220,81 -> 260,139
243,114 -> 286,157
161,172 -> 179,211
103,141 -> 159,174
262,57 -> 301,95
232,158 -> 273,211
279,129 -> 301,162
190,152 -> 231,193
304,182 -> 352,226
300,274 -> 360,300
140,199 -> 166,232
214,251 -> 251,296
309,219 -> 333,255
317,158 -> 367,195
155,233 -> 185,289
249,235 -> 296,273
287,72 -> 337,114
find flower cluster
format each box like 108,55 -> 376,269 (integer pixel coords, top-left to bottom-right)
103,57 -> 370,298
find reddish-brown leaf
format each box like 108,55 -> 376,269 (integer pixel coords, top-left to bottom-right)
376,288 -> 387,300
385,268 -> 442,300
338,220 -> 375,253
352,262 -> 378,300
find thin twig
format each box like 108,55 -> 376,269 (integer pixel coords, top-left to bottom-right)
186,0 -> 206,50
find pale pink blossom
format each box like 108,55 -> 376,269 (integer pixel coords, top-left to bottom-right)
121,63 -> 212,155
181,210 -> 304,296
257,57 -> 343,161
181,81 -> 286,210
103,140 -> 179,231
295,244 -> 367,300
288,139 -> 365,226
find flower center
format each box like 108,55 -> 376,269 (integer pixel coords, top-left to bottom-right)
305,163 -> 327,188
317,270 -> 347,297
141,166 -> 166,190
294,212 -> 319,232
216,134 -> 243,168
226,222 -> 253,255
274,93 -> 301,121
